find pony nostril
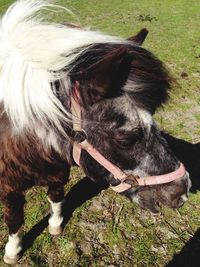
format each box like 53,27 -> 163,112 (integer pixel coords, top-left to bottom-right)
177,194 -> 188,208
177,200 -> 184,208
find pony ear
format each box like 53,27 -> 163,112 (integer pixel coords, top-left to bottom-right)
127,28 -> 148,45
76,47 -> 132,103
85,47 -> 127,83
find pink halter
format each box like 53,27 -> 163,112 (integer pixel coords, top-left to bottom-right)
71,82 -> 186,193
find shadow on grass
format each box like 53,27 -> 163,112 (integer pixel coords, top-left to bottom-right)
163,132 -> 200,192
62,178 -> 108,226
21,217 -> 49,256
163,132 -> 200,267
21,178 -> 108,255
166,228 -> 200,267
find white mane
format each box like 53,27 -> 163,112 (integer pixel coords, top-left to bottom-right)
0,0 -> 122,134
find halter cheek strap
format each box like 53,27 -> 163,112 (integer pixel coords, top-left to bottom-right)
71,82 -> 186,193
73,140 -> 131,192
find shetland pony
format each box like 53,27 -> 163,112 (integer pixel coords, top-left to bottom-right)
0,0 -> 190,264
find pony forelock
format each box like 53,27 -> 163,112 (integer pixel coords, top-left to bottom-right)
0,0 -> 123,135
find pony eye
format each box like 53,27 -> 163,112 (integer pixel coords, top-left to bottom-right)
116,139 -> 133,148
114,128 -> 143,149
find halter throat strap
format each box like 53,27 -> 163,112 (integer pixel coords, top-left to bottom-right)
71,83 -> 186,193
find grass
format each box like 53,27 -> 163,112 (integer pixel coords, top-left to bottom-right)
0,0 -> 200,266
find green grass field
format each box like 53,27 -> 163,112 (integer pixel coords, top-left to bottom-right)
0,0 -> 200,266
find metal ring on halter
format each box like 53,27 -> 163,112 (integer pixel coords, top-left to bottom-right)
124,174 -> 140,186
73,129 -> 87,143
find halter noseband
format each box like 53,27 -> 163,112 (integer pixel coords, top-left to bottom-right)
71,82 -> 186,193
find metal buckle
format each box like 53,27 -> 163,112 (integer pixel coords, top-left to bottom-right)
73,130 -> 87,142
124,174 -> 140,187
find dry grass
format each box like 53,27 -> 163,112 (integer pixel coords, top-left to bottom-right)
0,0 -> 200,266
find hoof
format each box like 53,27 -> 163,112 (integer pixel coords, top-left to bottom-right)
48,225 -> 62,236
4,253 -> 20,265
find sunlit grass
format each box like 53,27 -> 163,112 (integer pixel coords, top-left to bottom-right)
0,0 -> 200,266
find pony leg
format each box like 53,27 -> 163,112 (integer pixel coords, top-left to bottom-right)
3,193 -> 25,264
47,184 -> 65,236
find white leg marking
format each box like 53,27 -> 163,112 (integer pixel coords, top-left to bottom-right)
48,197 -> 63,235
4,233 -> 22,264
